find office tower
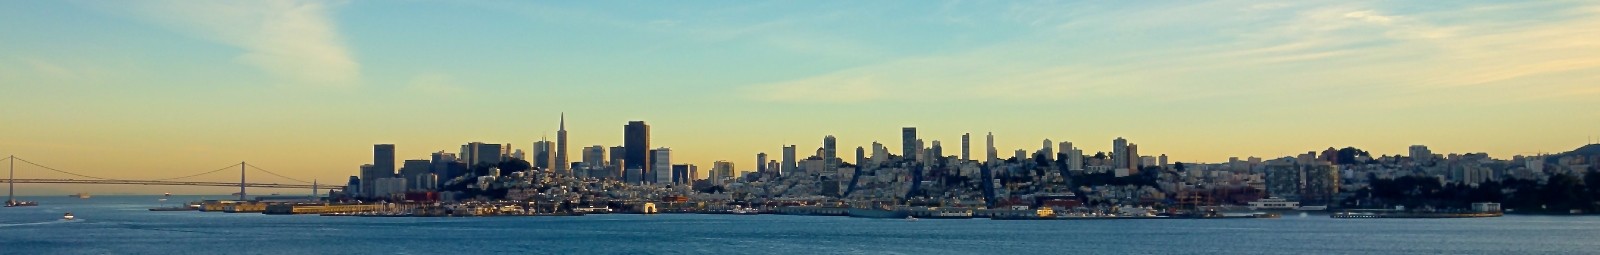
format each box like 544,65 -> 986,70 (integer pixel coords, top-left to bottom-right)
765,161 -> 779,178
583,145 -> 605,170
1068,148 -> 1084,171
1159,154 -> 1169,169
461,142 -> 503,166
1058,141 -> 1073,159
915,139 -> 925,162
756,152 -> 768,173
961,133 -> 971,161
1041,139 -> 1053,161
931,141 -> 943,163
672,164 -> 691,184
358,164 -> 377,197
689,164 -> 699,182
871,142 -> 886,163
1113,137 -> 1128,169
374,144 -> 395,180
532,139 -> 555,169
712,161 -> 735,186
1127,143 -> 1140,170
902,127 -> 917,158
986,132 -> 997,164
625,121 -> 651,182
1015,149 -> 1027,161
823,135 -> 837,172
652,148 -> 672,184
781,145 -> 796,177
398,159 -> 431,191
556,113 -> 570,174
855,146 -> 866,169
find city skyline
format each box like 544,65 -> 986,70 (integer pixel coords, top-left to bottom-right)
3,1 -> 1600,194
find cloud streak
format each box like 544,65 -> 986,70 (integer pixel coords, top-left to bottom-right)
737,1 -> 1600,103
96,0 -> 359,88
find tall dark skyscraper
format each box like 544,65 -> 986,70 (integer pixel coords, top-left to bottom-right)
961,133 -> 971,161
624,121 -> 651,182
374,144 -> 395,177
556,113 -> 569,175
902,127 -> 917,158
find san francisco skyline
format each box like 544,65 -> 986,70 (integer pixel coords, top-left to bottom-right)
3,1 -> 1599,194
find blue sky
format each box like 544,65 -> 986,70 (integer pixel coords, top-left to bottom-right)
2,0 -> 1598,194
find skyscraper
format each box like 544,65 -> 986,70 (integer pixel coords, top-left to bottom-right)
756,152 -> 768,173
624,121 -> 651,182
1113,137 -> 1129,169
531,138 -> 555,169
374,144 -> 395,179
961,133 -> 971,161
583,145 -> 605,169
556,113 -> 569,175
781,145 -> 796,177
652,148 -> 672,184
902,127 -> 917,158
461,142 -> 503,166
823,135 -> 837,172
986,132 -> 997,164
712,161 -> 735,186
1040,139 -> 1054,161
370,144 -> 395,197
609,146 -> 626,179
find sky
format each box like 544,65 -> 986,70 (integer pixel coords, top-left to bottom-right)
2,0 -> 1599,195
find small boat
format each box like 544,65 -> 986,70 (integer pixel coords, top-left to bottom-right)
5,200 -> 39,207
71,193 -> 91,199
63,212 -> 75,221
906,216 -> 918,222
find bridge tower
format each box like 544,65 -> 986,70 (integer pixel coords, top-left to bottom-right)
239,161 -> 246,201
7,155 -> 14,204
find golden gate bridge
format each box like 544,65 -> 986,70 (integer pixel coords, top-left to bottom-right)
3,155 -> 342,202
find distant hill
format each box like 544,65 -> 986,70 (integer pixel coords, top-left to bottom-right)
1571,144 -> 1600,156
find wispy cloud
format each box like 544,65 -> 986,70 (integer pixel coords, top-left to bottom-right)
738,1 -> 1600,103
89,0 -> 360,88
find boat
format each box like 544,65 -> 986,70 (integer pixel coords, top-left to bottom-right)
905,216 -> 918,221
63,212 -> 74,221
731,206 -> 761,215
71,193 -> 91,199
574,207 -> 612,214
5,200 -> 38,207
1247,197 -> 1298,211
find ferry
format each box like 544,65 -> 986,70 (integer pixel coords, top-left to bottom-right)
731,206 -> 761,215
574,207 -> 613,214
1247,197 -> 1299,210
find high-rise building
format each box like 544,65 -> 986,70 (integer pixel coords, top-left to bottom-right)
556,113 -> 569,175
986,132 -> 997,164
1127,143 -> 1140,173
1112,137 -> 1129,169
961,133 -> 971,161
1041,139 -> 1054,161
532,139 -> 555,170
373,144 -> 395,180
712,161 -> 735,186
652,148 -> 672,184
902,127 -> 917,158
672,164 -> 692,184
625,121 -> 651,182
930,140 -> 943,163
461,142 -> 503,166
358,164 -> 377,197
855,146 -> 866,169
823,135 -> 837,172
781,145 -> 796,177
583,145 -> 605,171
398,159 -> 431,191
756,152 -> 769,173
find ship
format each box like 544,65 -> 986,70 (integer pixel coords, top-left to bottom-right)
4,200 -> 38,207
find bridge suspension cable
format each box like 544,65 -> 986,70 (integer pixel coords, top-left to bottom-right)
11,157 -> 118,180
245,163 -> 312,184
149,162 -> 244,181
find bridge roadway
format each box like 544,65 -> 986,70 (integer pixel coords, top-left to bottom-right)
0,179 -> 337,189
